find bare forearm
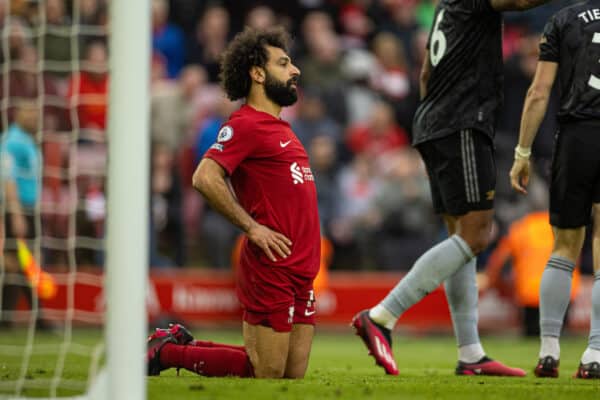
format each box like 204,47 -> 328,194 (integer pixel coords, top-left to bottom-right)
518,90 -> 549,149
193,167 -> 256,233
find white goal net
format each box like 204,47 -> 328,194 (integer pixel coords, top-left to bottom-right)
0,0 -> 149,398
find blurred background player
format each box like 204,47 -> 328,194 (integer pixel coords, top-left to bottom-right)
510,0 -> 600,379
352,0 -> 559,377
147,27 -> 321,379
0,99 -> 50,329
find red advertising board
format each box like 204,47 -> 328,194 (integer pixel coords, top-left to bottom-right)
32,270 -> 593,333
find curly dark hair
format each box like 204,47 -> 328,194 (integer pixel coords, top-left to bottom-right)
219,26 -> 291,101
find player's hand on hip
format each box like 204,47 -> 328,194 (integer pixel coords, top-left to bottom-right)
246,223 -> 292,262
509,158 -> 530,195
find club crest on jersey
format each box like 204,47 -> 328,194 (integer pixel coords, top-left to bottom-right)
217,125 -> 234,143
290,162 -> 314,185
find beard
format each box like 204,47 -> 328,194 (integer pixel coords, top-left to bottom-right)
264,72 -> 298,107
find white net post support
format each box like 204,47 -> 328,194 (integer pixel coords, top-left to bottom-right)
105,0 -> 151,399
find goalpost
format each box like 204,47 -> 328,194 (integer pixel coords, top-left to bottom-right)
105,0 -> 150,399
0,0 -> 150,398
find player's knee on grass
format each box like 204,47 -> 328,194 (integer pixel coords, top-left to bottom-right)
254,364 -> 286,378
284,358 -> 308,379
243,321 -> 290,378
284,324 -> 314,379
247,338 -> 287,378
252,355 -> 287,378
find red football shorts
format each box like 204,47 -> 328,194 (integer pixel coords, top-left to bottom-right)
237,252 -> 317,332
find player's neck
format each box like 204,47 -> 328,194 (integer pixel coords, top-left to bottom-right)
246,91 -> 282,119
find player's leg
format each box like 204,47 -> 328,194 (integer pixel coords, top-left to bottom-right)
378,131 -> 494,322
537,123 -> 595,377
148,314 -> 293,378
146,325 -> 254,377
538,225 -> 584,368
575,203 -> 600,379
284,324 -> 314,378
443,215 -> 484,365
354,131 -> 493,375
1,212 -> 28,326
446,210 -> 525,376
0,249 -> 21,327
284,284 -> 316,378
150,322 -> 247,351
243,320 -> 290,378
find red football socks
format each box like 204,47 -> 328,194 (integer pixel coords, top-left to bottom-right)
189,340 -> 246,352
160,343 -> 254,377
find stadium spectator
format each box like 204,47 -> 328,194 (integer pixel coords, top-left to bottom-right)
509,0 -> 600,378
370,32 -> 420,131
377,0 -> 422,68
186,5 -> 230,82
67,40 -> 108,136
43,0 -> 72,72
346,100 -> 409,162
64,40 -> 109,266
152,0 -> 185,79
297,27 -> 344,91
329,155 -> 381,268
291,87 -> 342,148
369,148 -> 439,269
297,10 -> 335,58
151,65 -> 207,151
307,135 -> 340,238
370,32 -> 412,101
340,49 -> 380,126
352,0 -> 557,377
150,142 -> 184,267
79,0 -> 106,26
245,5 -> 276,30
338,3 -> 373,50
0,44 -> 65,131
149,27 -> 320,379
0,18 -> 31,64
297,11 -> 348,124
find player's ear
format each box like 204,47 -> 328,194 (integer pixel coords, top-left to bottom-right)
249,66 -> 265,84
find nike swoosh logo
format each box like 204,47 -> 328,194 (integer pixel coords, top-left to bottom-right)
280,140 -> 292,148
304,310 -> 316,316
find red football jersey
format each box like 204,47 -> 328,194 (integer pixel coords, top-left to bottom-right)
204,105 -> 321,279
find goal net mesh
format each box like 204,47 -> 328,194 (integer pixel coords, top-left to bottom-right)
0,0 -> 109,397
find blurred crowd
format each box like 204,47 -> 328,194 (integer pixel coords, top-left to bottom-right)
0,0 -> 592,273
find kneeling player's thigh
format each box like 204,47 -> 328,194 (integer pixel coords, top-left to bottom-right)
243,321 -> 290,378
285,324 -> 314,378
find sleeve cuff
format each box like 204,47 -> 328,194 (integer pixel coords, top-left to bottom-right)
203,154 -> 234,176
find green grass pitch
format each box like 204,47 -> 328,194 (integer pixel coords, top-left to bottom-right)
1,328 -> 599,399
